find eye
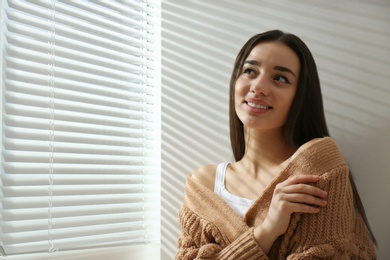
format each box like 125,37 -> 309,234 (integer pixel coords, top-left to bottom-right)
242,68 -> 257,78
243,68 -> 256,75
274,75 -> 290,84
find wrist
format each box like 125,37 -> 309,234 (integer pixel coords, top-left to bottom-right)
253,224 -> 280,255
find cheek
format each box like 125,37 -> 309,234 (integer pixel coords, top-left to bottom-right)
234,84 -> 245,108
279,89 -> 297,114
234,79 -> 248,98
287,87 -> 297,105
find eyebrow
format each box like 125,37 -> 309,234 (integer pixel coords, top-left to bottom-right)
244,60 -> 297,78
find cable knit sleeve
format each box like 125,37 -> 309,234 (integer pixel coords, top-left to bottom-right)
176,205 -> 267,260
273,165 -> 376,259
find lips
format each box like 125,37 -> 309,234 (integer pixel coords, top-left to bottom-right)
247,102 -> 270,110
245,99 -> 273,110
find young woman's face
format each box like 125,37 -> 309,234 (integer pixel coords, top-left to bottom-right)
234,42 -> 300,132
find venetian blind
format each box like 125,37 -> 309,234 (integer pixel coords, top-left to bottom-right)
0,0 -> 160,256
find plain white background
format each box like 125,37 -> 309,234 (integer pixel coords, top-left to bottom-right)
161,1 -> 390,259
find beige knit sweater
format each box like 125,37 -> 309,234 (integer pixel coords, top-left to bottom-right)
176,137 -> 376,259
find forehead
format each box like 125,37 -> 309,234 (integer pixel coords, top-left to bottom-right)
246,42 -> 300,74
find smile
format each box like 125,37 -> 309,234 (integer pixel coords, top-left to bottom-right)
247,102 -> 271,110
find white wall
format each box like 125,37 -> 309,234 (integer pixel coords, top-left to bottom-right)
161,1 -> 390,259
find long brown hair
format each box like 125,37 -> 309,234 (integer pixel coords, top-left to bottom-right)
229,30 -> 376,245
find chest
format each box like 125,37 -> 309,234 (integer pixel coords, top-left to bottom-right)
225,166 -> 280,201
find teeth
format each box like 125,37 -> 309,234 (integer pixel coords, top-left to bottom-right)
247,102 -> 269,110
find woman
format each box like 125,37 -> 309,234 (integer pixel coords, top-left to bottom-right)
176,30 -> 377,259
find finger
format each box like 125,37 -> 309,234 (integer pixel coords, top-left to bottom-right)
272,197 -> 322,215
278,193 -> 327,207
284,175 -> 320,185
290,202 -> 321,214
281,183 -> 327,198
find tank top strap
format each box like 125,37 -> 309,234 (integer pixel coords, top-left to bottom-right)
214,163 -> 229,194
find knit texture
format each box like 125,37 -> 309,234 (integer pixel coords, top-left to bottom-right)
176,137 -> 376,259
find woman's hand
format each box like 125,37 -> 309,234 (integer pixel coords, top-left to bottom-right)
254,175 -> 327,254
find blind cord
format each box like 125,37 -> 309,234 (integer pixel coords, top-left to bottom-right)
141,0 -> 149,244
48,0 -> 58,253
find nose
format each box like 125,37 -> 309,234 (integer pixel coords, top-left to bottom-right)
250,74 -> 271,96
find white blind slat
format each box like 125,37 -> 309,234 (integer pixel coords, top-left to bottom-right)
2,203 -> 159,222
3,220 -> 159,243
5,102 -> 157,124
1,173 -> 159,186
3,212 -> 156,232
3,129 -> 153,148
3,229 -> 158,255
2,220 -> 160,253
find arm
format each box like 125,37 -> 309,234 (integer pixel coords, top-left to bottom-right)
176,205 -> 267,260
176,167 -> 267,260
176,175 -> 326,259
177,168 -> 328,259
283,167 -> 376,259
254,175 -> 327,254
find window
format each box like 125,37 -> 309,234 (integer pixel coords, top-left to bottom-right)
0,0 -> 160,256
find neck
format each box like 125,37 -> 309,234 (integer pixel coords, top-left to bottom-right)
240,128 -> 296,176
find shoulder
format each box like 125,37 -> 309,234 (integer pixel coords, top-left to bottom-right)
292,137 -> 346,172
189,164 -> 219,191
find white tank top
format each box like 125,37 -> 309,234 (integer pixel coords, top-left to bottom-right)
214,163 -> 255,217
